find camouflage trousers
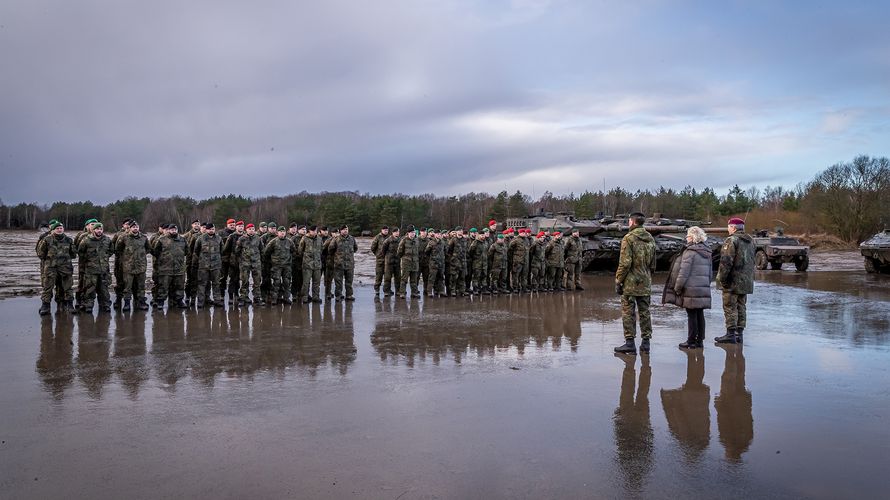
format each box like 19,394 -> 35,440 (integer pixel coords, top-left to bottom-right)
239,264 -> 262,301
399,268 -> 419,296
113,258 -> 124,300
511,261 -> 525,291
270,265 -> 292,302
427,264 -> 446,295
374,258 -> 386,290
121,272 -> 146,303
471,266 -> 486,293
302,268 -> 321,300
546,266 -> 564,289
42,268 -> 73,303
185,257 -> 197,298
722,292 -> 748,330
419,259 -> 429,294
449,264 -> 467,296
333,266 -> 354,298
489,267 -> 507,292
383,261 -> 400,295
529,264 -> 545,290
80,272 -> 111,307
227,262 -> 240,299
621,294 -> 652,340
291,261 -> 302,298
154,274 -> 185,305
324,261 -> 335,298
197,268 -> 222,304
564,261 -> 582,289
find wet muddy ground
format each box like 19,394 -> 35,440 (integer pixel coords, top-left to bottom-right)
1,231 -> 889,498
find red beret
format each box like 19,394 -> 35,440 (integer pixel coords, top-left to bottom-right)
246,223 -> 255,229
502,230 -> 509,235
226,218 -> 236,224
537,231 -> 545,237
728,217 -> 745,225
489,219 -> 497,226
236,220 -> 244,226
553,231 -> 561,236
506,227 -> 515,234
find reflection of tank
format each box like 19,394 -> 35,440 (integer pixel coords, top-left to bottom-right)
860,229 -> 890,274
505,212 -> 726,270
753,229 -> 810,271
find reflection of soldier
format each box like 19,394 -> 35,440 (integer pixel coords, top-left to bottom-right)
113,311 -> 148,400
75,313 -> 112,399
150,309 -> 189,391
715,345 -> 753,462
660,350 -> 710,465
613,354 -> 653,495
36,316 -> 74,400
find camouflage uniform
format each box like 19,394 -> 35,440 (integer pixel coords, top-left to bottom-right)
218,227 -> 235,297
236,233 -> 263,304
259,230 -> 277,302
322,234 -> 336,298
110,228 -> 128,306
77,232 -> 112,311
116,232 -> 151,309
615,227 -> 657,340
194,232 -> 223,307
148,231 -> 162,302
425,237 -> 446,296
222,230 -> 244,301
563,234 -> 584,290
467,237 -> 487,293
447,236 -> 468,296
544,238 -> 566,291
488,239 -> 508,293
298,234 -> 323,301
264,235 -> 295,304
183,227 -> 201,302
529,238 -> 547,291
37,232 -> 76,306
716,232 -> 755,332
151,233 -> 187,307
418,234 -> 430,294
509,236 -> 528,292
329,233 -> 358,299
397,236 -> 420,297
381,234 -> 401,296
370,231 -> 388,292
73,226 -> 92,305
290,231 -> 304,299
522,235 -> 531,290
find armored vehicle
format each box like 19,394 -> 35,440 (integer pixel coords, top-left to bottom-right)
860,229 -> 890,274
753,229 -> 810,271
505,212 -> 725,271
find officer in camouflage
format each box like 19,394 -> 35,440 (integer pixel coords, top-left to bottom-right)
614,212 -> 657,355
218,218 -> 237,298
715,217 -> 755,344
264,225 -> 295,305
425,229 -> 446,297
193,223 -> 224,308
298,225 -> 323,303
74,218 -> 99,307
488,233 -> 508,294
370,225 -> 390,295
529,231 -> 547,292
115,221 -> 151,312
77,222 -> 112,313
236,223 -> 264,305
221,220 -> 245,303
183,219 -> 201,305
563,229 -> 584,291
329,225 -> 358,301
397,225 -> 420,298
37,221 -> 76,315
151,224 -> 188,309
544,232 -> 565,291
110,218 -> 133,309
381,227 -> 401,297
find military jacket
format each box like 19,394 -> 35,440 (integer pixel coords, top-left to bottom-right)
110,230 -> 128,257
370,232 -> 389,260
78,234 -> 112,275
426,239 -> 445,267
222,231 -> 244,264
545,239 -> 566,267
116,232 -> 151,274
716,232 -> 755,295
488,241 -> 507,269
38,233 -> 76,272
194,233 -> 223,271
381,235 -> 401,264
615,227 -> 657,296
152,234 -> 187,276
418,236 -> 429,264
264,236 -> 295,267
509,237 -> 528,263
530,240 -> 547,267
298,235 -> 323,270
448,237 -> 466,266
468,239 -> 486,270
397,237 -> 420,272
564,235 -> 583,264
330,234 -> 358,269
236,233 -> 263,267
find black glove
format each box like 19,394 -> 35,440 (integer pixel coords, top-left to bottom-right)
615,283 -> 623,295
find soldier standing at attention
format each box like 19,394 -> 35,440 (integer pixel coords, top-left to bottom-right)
151,224 -> 188,309
381,227 -> 401,297
193,223 -> 224,308
529,231 -> 547,292
488,233 -> 508,294
425,229 -> 446,297
370,225 -> 390,295
37,221 -> 76,315
218,218 -> 237,298
259,220 -> 278,304
116,221 -> 151,312
329,225 -> 358,301
614,212 -> 657,355
183,219 -> 201,306
321,226 -> 337,300
509,228 -> 528,293
467,228 -> 486,294
236,223 -> 264,306
544,232 -> 565,291
397,225 -> 420,299
564,229 -> 585,291
110,218 -> 132,309
73,218 -> 98,308
715,217 -> 755,344
264,225 -> 295,305
417,228 -> 430,294
221,220 -> 245,304
299,225 -> 324,303
35,219 -> 59,299
290,224 -> 306,301
77,222 -> 112,313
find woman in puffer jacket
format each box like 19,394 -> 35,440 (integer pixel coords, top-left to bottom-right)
663,226 -> 713,348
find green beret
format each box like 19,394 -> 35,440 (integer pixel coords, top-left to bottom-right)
259,222 -> 267,228
94,222 -> 103,229
497,234 -> 504,239
48,219 -> 59,225
268,221 -> 277,227
277,226 -> 286,231
469,228 -> 478,233
50,221 -> 62,230
85,218 -> 98,225
427,228 -> 435,233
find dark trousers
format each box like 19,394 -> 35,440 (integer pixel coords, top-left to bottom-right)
686,308 -> 706,341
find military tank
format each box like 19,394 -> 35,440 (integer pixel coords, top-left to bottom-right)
860,229 -> 890,274
505,212 -> 726,271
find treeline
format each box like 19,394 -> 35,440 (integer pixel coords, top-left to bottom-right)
1,155 -> 887,242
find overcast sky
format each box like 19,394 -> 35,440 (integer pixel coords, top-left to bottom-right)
2,0 -> 888,205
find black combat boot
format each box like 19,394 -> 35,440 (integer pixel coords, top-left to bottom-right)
614,338 -> 637,354
345,295 -> 355,301
640,338 -> 651,353
39,301 -> 51,316
175,300 -> 187,309
122,299 -> 131,312
67,301 -> 79,314
136,299 -> 149,311
99,303 -> 112,313
78,303 -> 92,315
736,328 -> 744,344
715,328 -> 737,344
679,335 -> 697,349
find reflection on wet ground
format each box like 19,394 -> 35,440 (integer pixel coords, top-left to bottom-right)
2,270 -> 889,499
